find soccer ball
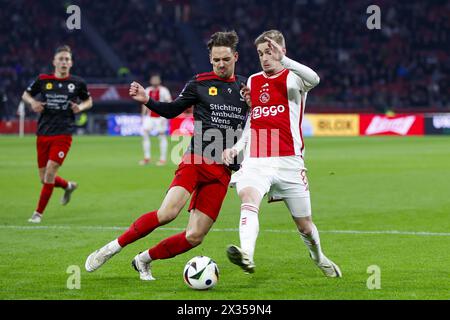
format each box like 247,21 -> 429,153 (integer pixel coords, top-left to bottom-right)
183,256 -> 219,290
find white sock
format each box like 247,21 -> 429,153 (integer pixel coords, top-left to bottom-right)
239,203 -> 259,262
138,250 -> 152,263
143,134 -> 151,159
159,135 -> 167,162
300,223 -> 324,263
109,239 -> 122,254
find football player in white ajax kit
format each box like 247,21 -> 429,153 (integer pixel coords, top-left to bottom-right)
140,74 -> 172,166
223,30 -> 342,277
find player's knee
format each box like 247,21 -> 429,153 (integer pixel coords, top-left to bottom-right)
157,207 -> 179,224
298,225 -> 313,235
43,172 -> 57,183
239,189 -> 260,205
295,217 -> 313,235
185,231 -> 204,247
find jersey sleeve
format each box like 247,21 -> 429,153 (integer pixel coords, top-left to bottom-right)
77,80 -> 91,101
144,79 -> 198,119
281,56 -> 320,92
25,77 -> 41,97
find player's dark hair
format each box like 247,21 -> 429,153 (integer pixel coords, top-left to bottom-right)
254,30 -> 286,48
207,31 -> 239,52
54,45 -> 72,56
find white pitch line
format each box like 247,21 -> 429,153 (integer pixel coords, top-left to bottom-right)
0,224 -> 449,236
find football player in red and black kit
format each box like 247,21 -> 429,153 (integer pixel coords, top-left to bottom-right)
22,45 -> 93,223
85,31 -> 250,281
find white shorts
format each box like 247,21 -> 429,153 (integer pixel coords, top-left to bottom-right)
142,117 -> 168,135
230,165 -> 310,202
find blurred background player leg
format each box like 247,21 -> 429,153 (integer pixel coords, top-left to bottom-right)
140,116 -> 152,165
156,118 -> 168,166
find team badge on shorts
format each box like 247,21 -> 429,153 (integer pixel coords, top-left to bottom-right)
46,83 -> 53,90
58,151 -> 65,159
208,86 -> 218,96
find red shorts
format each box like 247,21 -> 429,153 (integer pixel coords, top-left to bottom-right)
169,154 -> 231,221
36,135 -> 73,168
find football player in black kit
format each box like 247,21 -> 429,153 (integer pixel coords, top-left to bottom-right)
85,31 -> 251,281
22,45 -> 93,223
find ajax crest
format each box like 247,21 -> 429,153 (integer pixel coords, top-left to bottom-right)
259,92 -> 270,103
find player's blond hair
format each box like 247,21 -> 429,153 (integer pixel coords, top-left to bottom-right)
254,30 -> 286,48
54,45 -> 72,56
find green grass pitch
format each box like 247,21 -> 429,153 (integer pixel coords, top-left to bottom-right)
0,135 -> 449,300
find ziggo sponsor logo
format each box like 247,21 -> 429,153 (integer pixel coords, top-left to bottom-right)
252,105 -> 286,119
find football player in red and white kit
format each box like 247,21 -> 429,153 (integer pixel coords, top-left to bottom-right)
140,74 -> 172,166
22,45 -> 93,223
223,30 -> 342,277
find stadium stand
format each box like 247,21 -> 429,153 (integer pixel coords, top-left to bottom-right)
1,0 -> 448,116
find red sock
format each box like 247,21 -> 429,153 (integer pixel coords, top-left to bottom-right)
148,231 -> 194,261
117,210 -> 160,247
36,183 -> 55,214
54,176 -> 69,189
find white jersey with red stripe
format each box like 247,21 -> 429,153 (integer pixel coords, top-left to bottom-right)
235,56 -> 319,170
144,85 -> 172,117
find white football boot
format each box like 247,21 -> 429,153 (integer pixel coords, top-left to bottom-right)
28,211 -> 42,223
85,240 -> 121,272
131,254 -> 155,281
61,181 -> 77,206
226,245 -> 256,274
313,255 -> 342,278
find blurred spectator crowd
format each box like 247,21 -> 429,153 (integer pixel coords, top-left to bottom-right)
0,0 -> 448,119
191,0 -> 449,112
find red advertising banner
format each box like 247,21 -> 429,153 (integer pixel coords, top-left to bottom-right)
359,114 -> 424,136
0,120 -> 37,134
88,84 -> 131,101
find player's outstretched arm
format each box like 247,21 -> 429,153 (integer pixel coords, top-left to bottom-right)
129,81 -> 192,119
265,37 -> 320,90
281,56 -> 320,90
